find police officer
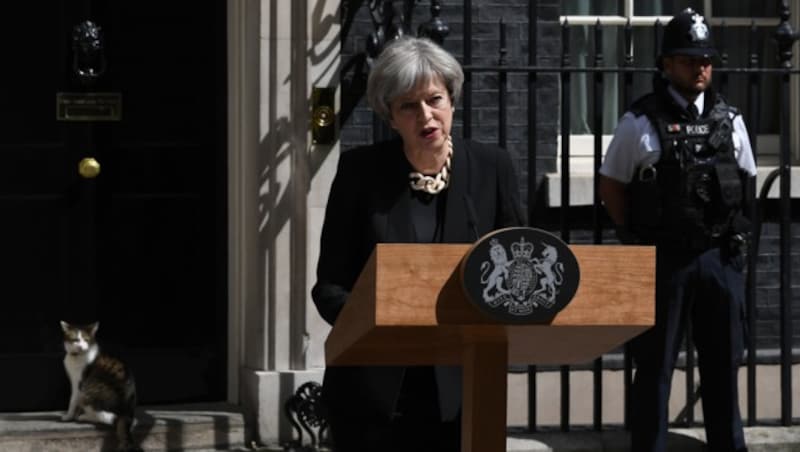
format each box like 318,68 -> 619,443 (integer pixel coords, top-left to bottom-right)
598,8 -> 756,452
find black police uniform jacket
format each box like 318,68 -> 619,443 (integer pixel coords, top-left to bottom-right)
626,78 -> 748,249
312,136 -> 524,423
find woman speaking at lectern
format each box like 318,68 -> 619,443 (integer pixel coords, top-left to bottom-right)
311,36 -> 524,451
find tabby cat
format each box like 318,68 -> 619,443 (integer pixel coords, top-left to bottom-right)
60,321 -> 141,452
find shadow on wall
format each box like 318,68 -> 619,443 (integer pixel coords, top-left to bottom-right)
257,0 -> 342,244
253,0 -> 341,446
255,0 -> 342,345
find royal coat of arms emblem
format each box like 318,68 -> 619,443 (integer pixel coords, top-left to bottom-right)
461,227 -> 580,323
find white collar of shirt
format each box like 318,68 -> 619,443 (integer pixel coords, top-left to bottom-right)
667,85 -> 704,116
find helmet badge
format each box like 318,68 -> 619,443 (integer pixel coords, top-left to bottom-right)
689,13 -> 709,42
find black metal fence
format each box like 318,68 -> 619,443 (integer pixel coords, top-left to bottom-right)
338,0 -> 798,435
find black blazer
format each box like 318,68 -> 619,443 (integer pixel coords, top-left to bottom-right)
312,137 -> 524,424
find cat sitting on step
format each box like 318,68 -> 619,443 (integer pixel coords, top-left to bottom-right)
60,321 -> 142,452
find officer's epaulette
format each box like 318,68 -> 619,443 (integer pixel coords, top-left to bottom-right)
711,92 -> 739,117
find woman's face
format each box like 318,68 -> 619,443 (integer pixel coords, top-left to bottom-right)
388,76 -> 454,155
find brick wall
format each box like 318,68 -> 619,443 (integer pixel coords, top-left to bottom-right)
753,219 -> 800,350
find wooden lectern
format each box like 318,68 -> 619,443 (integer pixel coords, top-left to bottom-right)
326,243 -> 655,452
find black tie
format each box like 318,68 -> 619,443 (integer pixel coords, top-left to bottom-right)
687,103 -> 699,120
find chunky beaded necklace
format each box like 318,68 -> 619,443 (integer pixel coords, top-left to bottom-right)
408,136 -> 453,195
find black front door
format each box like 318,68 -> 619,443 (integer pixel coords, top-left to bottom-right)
0,1 -> 227,411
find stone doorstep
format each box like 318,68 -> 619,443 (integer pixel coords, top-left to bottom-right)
251,427 -> 800,452
507,426 -> 800,452
0,403 -> 246,452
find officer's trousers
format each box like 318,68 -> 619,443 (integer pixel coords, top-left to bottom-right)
630,247 -> 747,452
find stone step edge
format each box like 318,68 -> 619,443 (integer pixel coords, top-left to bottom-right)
0,403 -> 246,449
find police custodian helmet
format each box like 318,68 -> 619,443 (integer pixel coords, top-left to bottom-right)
661,8 -> 718,58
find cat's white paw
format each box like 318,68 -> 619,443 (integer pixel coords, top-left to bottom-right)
61,413 -> 75,421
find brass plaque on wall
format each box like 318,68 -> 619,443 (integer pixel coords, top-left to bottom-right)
56,92 -> 122,121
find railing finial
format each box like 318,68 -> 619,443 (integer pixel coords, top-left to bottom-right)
418,0 -> 450,45
775,0 -> 799,68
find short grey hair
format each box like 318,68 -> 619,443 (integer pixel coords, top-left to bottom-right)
367,37 -> 464,121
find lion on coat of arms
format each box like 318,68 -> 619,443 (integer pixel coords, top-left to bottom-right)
480,239 -> 511,304
531,243 -> 564,306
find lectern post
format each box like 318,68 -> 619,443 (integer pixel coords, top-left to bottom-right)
461,339 -> 508,451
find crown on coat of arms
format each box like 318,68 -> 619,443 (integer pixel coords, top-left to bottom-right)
511,237 -> 534,259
